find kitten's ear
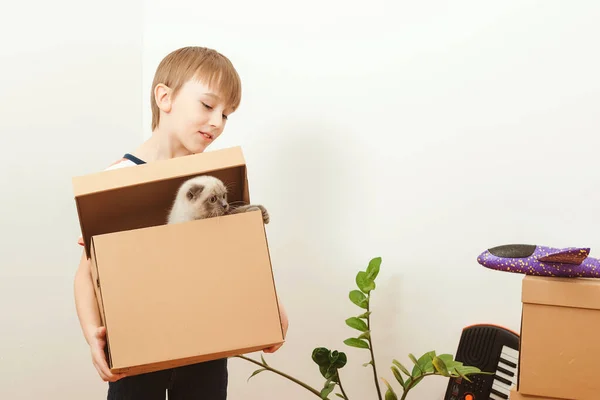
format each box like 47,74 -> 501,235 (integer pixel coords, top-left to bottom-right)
186,184 -> 204,200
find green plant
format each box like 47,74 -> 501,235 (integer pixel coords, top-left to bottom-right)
234,257 -> 488,399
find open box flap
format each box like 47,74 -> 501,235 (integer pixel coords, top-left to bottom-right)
522,275 -> 600,311
72,146 -> 250,257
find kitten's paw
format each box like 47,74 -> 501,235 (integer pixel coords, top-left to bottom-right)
247,205 -> 270,224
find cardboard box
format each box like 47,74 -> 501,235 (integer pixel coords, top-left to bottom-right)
510,387 -> 567,400
519,275 -> 600,400
72,146 -> 284,376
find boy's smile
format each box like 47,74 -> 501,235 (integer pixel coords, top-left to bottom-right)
199,131 -> 213,141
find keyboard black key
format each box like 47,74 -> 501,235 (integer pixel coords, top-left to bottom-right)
497,365 -> 514,377
494,374 -> 512,386
499,357 -> 517,368
490,387 -> 509,399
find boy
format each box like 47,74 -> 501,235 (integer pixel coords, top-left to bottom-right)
73,46 -> 289,399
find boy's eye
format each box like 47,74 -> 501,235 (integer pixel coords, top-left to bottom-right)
202,101 -> 229,120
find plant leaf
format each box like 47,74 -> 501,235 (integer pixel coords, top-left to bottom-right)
329,350 -> 348,369
312,347 -> 331,366
366,257 -> 381,281
356,271 -> 376,293
349,290 -> 368,309
357,311 -> 372,319
437,354 -> 462,375
363,361 -> 372,367
432,356 -> 450,377
335,394 -> 346,399
381,377 -> 398,400
410,351 -> 435,376
438,354 -> 454,364
455,365 -> 485,375
343,338 -> 370,349
247,368 -> 267,381
453,366 -> 473,382
392,359 -> 411,376
408,354 -> 420,368
391,366 -> 405,389
346,317 -> 368,332
319,365 -> 337,380
260,354 -> 269,367
358,331 -> 371,340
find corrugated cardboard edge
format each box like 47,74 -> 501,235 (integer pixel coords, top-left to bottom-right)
522,275 -> 600,311
510,387 -> 572,400
258,208 -> 286,341
90,238 -> 113,368
112,343 -> 281,376
72,146 -> 246,196
517,300 -> 523,392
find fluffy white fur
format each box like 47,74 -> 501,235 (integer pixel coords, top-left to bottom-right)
167,175 -> 270,225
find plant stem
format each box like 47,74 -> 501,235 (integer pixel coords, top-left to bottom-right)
366,294 -> 383,400
337,372 -> 350,400
399,373 -> 436,400
234,355 -> 325,399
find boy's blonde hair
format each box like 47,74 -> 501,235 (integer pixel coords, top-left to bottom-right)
150,46 -> 242,130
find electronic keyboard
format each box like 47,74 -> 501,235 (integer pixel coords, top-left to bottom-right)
444,324 -> 520,400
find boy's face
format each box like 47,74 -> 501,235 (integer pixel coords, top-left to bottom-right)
156,78 -> 233,154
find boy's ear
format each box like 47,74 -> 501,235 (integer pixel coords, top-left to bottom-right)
154,83 -> 173,113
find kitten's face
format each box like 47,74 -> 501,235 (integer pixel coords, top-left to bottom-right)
185,178 -> 229,218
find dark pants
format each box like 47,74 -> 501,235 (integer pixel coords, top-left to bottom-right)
107,358 -> 228,400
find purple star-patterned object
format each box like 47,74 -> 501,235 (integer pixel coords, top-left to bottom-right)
477,244 -> 600,278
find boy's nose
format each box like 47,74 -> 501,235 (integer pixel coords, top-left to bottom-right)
209,113 -> 223,129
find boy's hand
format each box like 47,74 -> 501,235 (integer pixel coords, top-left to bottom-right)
90,326 -> 127,382
263,300 -> 289,353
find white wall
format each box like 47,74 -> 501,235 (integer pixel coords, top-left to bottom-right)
143,1 -> 600,399
0,1 -> 143,399
2,1 -> 600,399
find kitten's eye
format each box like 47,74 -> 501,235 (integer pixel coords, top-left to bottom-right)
210,196 -> 217,203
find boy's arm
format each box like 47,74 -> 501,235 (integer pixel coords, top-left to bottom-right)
263,296 -> 288,353
74,250 -> 126,382
74,251 -> 100,344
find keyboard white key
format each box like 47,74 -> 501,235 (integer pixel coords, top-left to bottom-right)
489,345 -> 519,399
502,345 -> 519,362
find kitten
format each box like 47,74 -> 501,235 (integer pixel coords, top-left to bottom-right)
166,175 -> 270,225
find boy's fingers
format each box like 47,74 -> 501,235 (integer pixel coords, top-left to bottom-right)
90,330 -> 127,382
94,353 -> 126,382
263,343 -> 282,353
93,360 -> 109,381
96,326 -> 106,339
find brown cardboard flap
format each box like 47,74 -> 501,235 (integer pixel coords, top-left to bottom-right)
72,146 -> 250,257
522,275 -> 600,310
